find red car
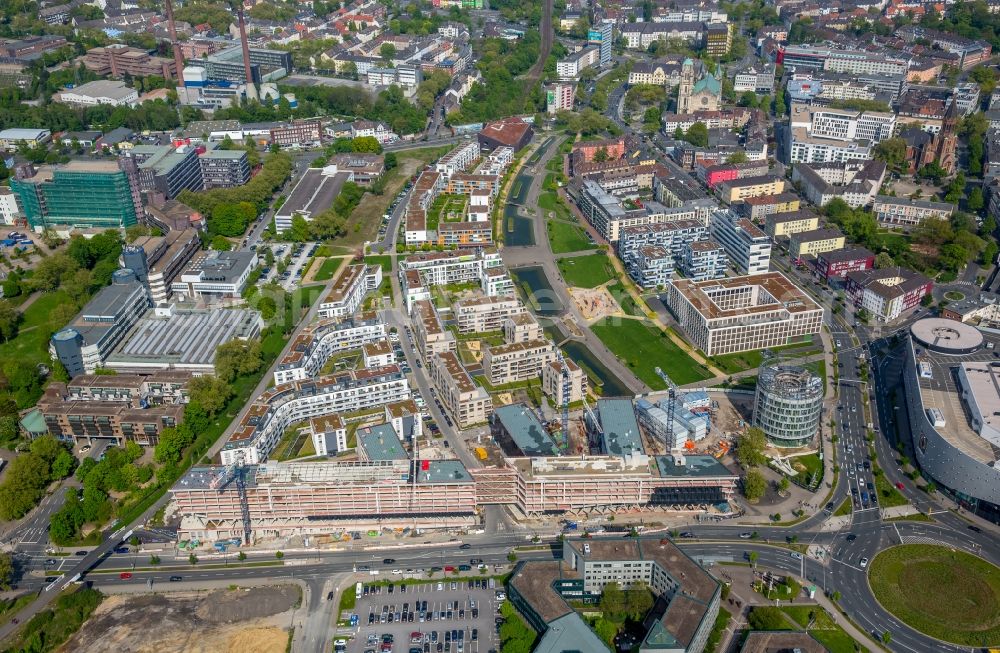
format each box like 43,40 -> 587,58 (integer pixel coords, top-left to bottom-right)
119,572 -> 132,580
444,565 -> 455,572
895,482 -> 905,490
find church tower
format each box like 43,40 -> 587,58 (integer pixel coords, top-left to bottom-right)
936,99 -> 959,174
677,58 -> 695,115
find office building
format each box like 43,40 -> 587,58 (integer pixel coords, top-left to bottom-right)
709,210 -> 771,275
11,160 -> 140,231
317,264 -> 383,319
221,365 -> 410,465
704,23 -> 732,57
491,404 -> 559,457
778,45 -> 908,76
127,145 -> 204,199
170,250 -> 258,300
199,148 -> 251,189
789,228 -> 845,258
173,459 -> 477,541
904,318 -> 1000,523
270,120 -> 322,148
810,247 -> 875,281
82,44 -> 177,79
204,46 -> 292,84
274,313 -> 386,385
845,268 -> 932,322
666,272 -> 824,356
429,351 -> 492,429
509,537 -> 721,653
590,19 -> 613,65
105,305 -> 261,375
50,269 -> 151,376
122,228 -> 201,303
754,364 -> 823,447
732,64 -> 775,94
871,195 -> 954,229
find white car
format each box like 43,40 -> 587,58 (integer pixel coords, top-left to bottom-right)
860,557 -> 869,568
392,569 -> 402,575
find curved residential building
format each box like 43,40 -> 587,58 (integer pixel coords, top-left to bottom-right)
753,364 -> 823,447
904,319 -> 1000,524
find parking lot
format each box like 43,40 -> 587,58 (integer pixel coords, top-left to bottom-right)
346,577 -> 504,653
257,241 -> 319,290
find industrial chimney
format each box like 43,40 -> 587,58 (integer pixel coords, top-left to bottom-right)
237,6 -> 258,101
164,0 -> 185,88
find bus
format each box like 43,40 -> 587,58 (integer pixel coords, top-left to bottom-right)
355,581 -> 363,599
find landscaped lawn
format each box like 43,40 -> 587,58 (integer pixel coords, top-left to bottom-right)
547,220 -> 594,254
868,544 -> 1000,645
789,453 -> 823,487
0,290 -> 74,392
313,258 -> 342,281
872,462 -> 909,507
558,253 -> 616,288
590,318 -> 712,388
712,350 -> 763,374
780,607 -> 859,653
364,255 -> 392,272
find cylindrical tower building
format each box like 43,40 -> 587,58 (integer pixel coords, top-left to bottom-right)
753,363 -> 823,447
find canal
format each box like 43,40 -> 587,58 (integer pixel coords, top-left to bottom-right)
511,266 -> 631,398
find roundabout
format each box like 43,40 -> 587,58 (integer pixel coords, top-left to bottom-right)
868,544 -> 1000,647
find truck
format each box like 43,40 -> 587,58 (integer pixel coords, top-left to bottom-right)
564,521 -> 578,531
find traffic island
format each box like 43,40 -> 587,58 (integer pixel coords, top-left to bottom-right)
868,543 -> 1000,646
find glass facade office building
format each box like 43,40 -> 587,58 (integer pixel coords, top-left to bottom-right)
753,364 -> 823,447
11,161 -> 139,230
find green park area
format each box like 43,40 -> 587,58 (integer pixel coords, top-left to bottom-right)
750,605 -> 861,653
711,338 -> 824,375
0,290 -> 73,375
364,255 -> 393,272
547,220 -> 594,254
558,253 -> 616,288
869,544 -> 1000,645
590,318 -> 712,388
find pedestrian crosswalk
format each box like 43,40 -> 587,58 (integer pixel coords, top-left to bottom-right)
901,535 -> 940,546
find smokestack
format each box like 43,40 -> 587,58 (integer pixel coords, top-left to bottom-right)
165,0 -> 184,88
237,7 -> 258,101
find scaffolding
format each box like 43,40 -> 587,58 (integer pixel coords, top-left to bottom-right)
210,452 -> 253,545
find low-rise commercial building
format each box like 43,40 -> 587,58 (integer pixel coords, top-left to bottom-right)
55,80 -> 139,107
105,305 -> 261,375
51,269 -> 151,376
274,165 -> 354,232
667,272 -> 824,356
170,250 -> 257,300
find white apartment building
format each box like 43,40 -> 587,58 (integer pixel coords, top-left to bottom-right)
556,46 -> 600,80
220,367 -> 411,465
0,188 -> 19,224
541,358 -> 588,406
273,314 -> 386,385
310,414 -> 347,456
453,296 -> 527,333
398,249 -> 508,311
667,273 -> 824,356
709,210 -> 771,275
429,351 -> 492,429
435,140 -> 480,177
482,340 -> 556,386
788,103 -> 893,164
317,264 -> 383,319
545,82 -> 576,113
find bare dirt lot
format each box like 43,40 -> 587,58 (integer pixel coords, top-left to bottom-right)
60,585 -> 300,653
